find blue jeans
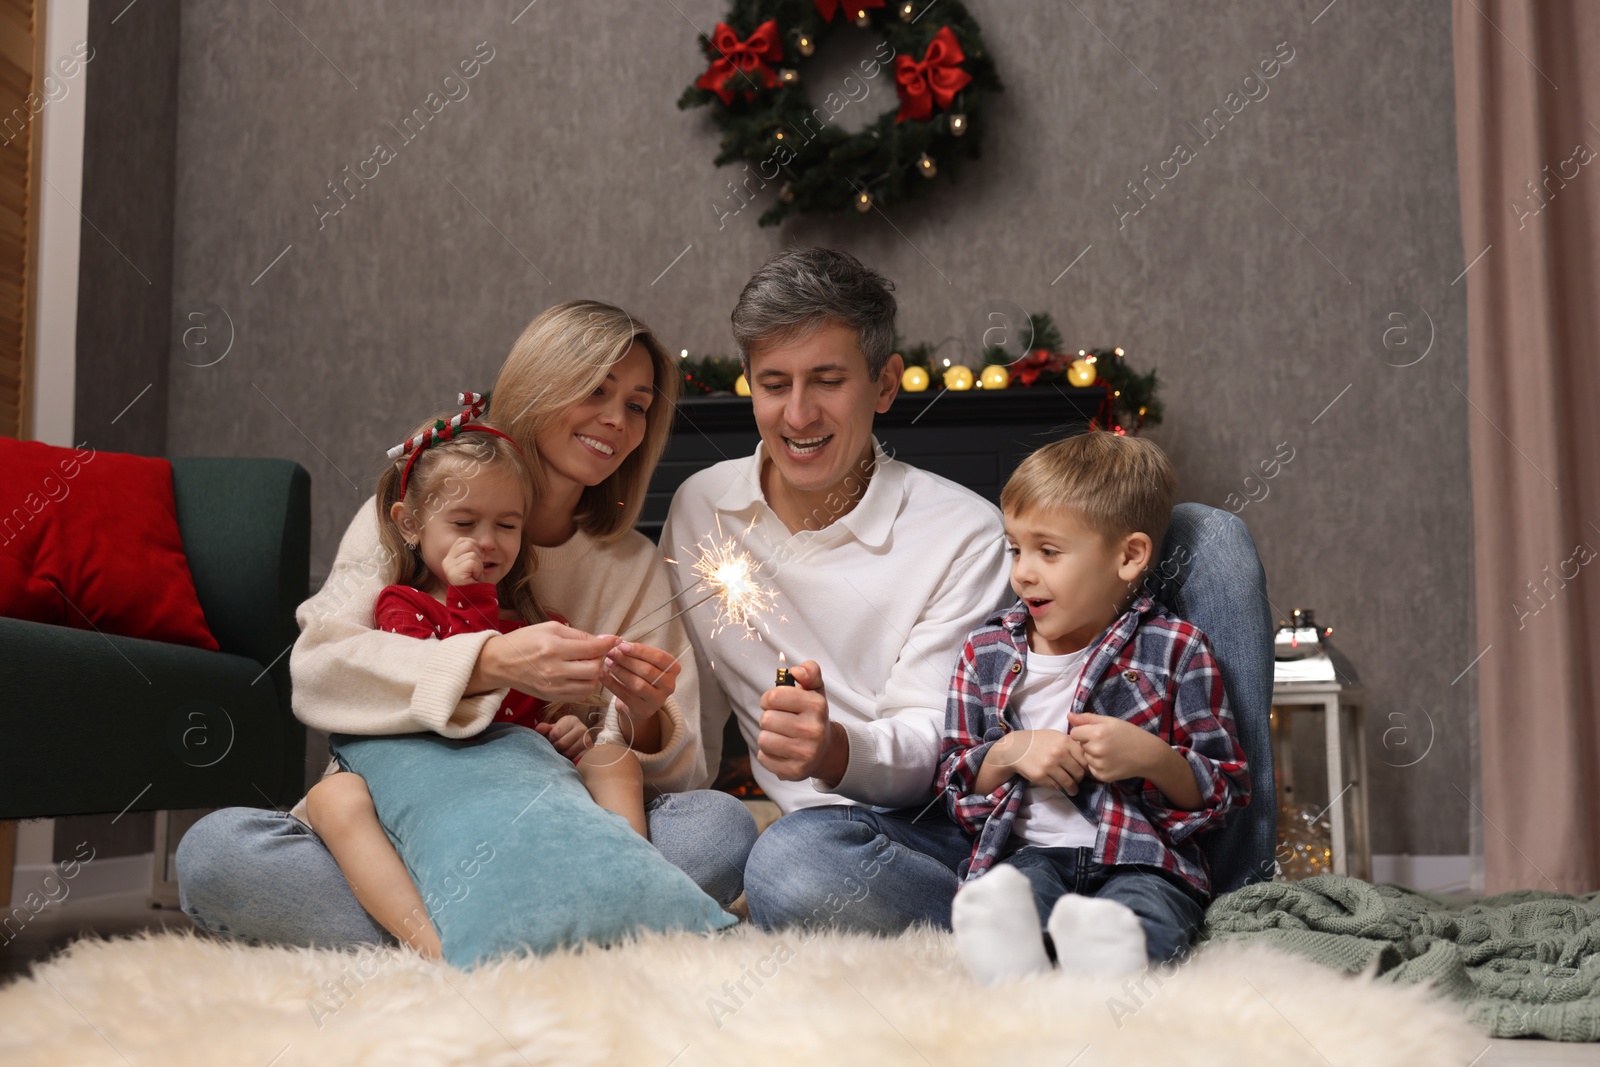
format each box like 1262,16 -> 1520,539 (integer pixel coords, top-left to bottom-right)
1001,845 -> 1206,966
175,789 -> 757,948
744,803 -> 972,935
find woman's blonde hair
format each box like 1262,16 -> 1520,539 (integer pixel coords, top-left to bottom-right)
489,300 -> 679,541
374,416 -> 548,625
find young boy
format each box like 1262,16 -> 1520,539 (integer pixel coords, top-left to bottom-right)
937,431 -> 1250,984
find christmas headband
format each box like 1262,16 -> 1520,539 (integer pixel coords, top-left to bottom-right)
387,392 -> 521,499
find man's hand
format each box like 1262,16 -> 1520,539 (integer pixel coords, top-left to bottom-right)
442,537 -> 484,585
536,714 -> 592,761
978,728 -> 1089,795
1065,712 -> 1165,783
756,660 -> 848,785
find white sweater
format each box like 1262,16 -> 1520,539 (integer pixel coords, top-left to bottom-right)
661,440 -> 1012,813
286,499 -> 703,822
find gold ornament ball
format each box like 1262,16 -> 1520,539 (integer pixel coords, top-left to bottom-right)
901,365 -> 930,392
734,373 -> 751,397
980,364 -> 1011,390
943,365 -> 975,391
1066,359 -> 1097,387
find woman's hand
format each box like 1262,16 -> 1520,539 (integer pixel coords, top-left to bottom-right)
601,640 -> 681,750
535,714 -> 593,761
468,622 -> 619,704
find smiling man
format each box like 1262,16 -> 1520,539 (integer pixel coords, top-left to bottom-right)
661,247 -> 1013,934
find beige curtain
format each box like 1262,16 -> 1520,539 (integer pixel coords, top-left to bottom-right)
1454,1 -> 1600,893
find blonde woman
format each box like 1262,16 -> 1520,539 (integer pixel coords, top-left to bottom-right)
176,301 -> 757,949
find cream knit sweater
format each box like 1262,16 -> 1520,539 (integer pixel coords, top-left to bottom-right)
285,498 -> 704,822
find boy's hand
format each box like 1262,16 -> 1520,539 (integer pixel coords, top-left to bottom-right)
535,714 -> 592,760
988,728 -> 1089,794
1065,712 -> 1165,783
442,537 -> 484,585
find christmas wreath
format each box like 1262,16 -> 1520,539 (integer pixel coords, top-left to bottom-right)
678,0 -> 1001,226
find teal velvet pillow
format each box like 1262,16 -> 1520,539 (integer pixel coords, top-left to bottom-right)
329,724 -> 737,969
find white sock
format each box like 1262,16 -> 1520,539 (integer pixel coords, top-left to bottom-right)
952,865 -> 1052,985
1046,893 -> 1148,978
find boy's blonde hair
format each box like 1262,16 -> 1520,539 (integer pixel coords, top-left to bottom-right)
1001,431 -> 1177,554
489,300 -> 679,542
375,415 -> 547,625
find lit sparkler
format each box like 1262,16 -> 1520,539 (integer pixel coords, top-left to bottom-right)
628,522 -> 779,642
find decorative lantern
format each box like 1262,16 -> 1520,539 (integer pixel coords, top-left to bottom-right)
1270,608 -> 1371,881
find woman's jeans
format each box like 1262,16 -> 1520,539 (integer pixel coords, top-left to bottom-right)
175,790 -> 756,948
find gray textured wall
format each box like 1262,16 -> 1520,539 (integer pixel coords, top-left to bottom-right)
75,0 -> 180,458
161,0 -> 1473,855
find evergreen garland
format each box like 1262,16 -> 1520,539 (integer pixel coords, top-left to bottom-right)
679,315 -> 1161,434
678,354 -> 746,396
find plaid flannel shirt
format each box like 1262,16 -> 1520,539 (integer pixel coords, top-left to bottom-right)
936,594 -> 1250,900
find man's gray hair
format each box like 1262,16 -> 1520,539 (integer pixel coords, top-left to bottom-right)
731,247 -> 898,380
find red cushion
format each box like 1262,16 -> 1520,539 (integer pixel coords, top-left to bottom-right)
0,438 -> 219,651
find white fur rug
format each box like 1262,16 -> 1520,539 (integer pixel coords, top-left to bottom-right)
0,926 -> 1484,1066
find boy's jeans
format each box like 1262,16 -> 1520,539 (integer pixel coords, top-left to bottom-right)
1002,844 -> 1206,965
175,790 -> 756,948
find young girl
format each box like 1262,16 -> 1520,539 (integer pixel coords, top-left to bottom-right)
304,397 -> 649,959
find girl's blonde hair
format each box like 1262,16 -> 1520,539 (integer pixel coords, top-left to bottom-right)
374,416 -> 547,625
488,300 -> 679,541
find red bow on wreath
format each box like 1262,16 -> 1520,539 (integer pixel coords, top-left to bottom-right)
695,21 -> 784,105
814,0 -> 885,21
894,25 -> 972,123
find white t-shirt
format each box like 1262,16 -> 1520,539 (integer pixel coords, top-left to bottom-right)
1010,644 -> 1099,848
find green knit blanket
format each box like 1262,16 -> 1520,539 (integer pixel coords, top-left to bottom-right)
1200,874 -> 1600,1040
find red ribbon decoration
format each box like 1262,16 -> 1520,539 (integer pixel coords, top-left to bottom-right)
814,0 -> 885,22
695,21 -> 784,105
894,25 -> 973,123
1013,349 -> 1064,388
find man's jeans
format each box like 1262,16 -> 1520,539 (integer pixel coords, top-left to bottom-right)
1002,845 -> 1206,966
175,790 -> 757,948
744,803 -> 972,935
746,503 -> 1273,935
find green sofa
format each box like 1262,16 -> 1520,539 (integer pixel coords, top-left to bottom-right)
0,458 -> 310,819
